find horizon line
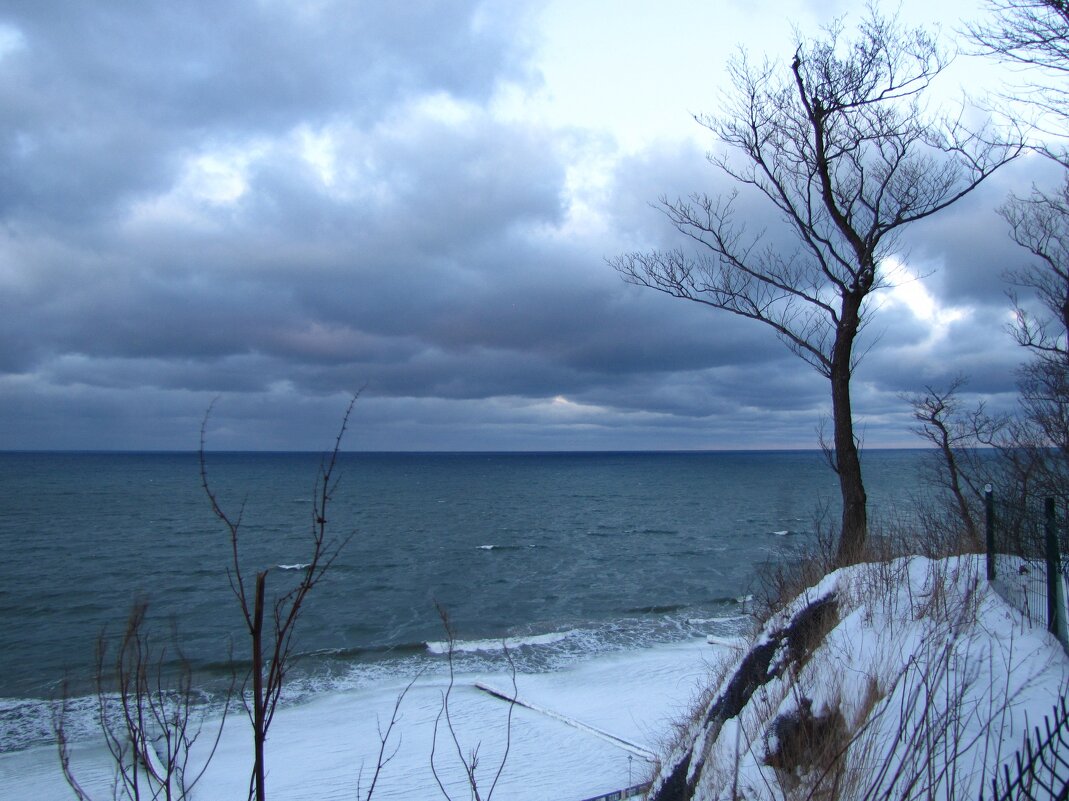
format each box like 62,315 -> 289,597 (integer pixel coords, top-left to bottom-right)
0,445 -> 938,455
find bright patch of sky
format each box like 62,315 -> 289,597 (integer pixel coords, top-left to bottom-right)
524,0 -> 816,154
0,22 -> 25,62
521,0 -> 999,152
516,0 -> 1017,254
297,125 -> 337,187
547,394 -> 606,416
127,144 -> 265,229
885,258 -> 969,330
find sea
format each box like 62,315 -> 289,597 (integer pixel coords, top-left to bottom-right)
0,449 -> 932,773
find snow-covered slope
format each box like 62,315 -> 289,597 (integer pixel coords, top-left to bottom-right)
649,555 -> 1069,801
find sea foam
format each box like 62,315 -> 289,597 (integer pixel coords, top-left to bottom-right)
425,629 -> 579,655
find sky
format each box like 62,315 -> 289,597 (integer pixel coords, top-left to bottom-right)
0,0 -> 1060,451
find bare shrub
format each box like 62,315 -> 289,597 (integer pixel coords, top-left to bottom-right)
845,637 -> 990,800
356,672 -> 422,801
430,603 -> 516,801
200,396 -> 357,801
765,697 -> 848,799
751,512 -> 840,627
54,600 -> 230,801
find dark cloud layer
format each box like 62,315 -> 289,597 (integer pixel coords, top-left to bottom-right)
0,1 -> 1045,450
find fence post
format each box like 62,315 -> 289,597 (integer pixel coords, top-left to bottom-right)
985,484 -> 995,582
1043,497 -> 1069,651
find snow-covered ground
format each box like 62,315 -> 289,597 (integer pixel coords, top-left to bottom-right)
650,555 -> 1069,801
1,637 -> 723,800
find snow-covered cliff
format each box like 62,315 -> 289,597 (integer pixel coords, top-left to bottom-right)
648,556 -> 1069,801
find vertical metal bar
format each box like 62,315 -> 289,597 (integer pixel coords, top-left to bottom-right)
1047,497 -> 1058,635
986,484 -> 995,582
1046,497 -> 1069,651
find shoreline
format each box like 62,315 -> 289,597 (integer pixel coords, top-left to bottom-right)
0,636 -> 730,800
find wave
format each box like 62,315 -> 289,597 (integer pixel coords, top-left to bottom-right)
2,607 -> 758,754
592,527 -> 680,536
425,629 -> 579,655
294,641 -> 429,662
476,544 -> 535,552
624,603 -> 688,615
708,594 -> 744,605
277,563 -> 310,571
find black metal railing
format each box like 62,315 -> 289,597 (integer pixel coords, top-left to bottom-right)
982,697 -> 1069,801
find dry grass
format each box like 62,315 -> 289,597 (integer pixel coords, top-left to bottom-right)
651,505 -> 1010,801
751,504 -> 982,629
659,644 -> 746,765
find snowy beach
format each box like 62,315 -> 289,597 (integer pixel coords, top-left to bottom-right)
1,637 -> 725,800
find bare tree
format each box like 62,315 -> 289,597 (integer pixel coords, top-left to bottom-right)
200,395 -> 357,801
1003,181 -> 1069,497
969,0 -> 1069,147
1004,179 -> 1069,358
906,379 -> 1006,549
612,8 -> 1019,562
966,1 -> 1069,503
967,2 -> 1069,353
54,600 -> 229,801
970,0 -> 1069,69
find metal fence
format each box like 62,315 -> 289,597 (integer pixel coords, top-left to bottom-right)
985,488 -> 1069,650
982,697 -> 1069,801
983,489 -> 1069,800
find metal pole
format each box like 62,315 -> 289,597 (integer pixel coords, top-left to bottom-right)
1044,497 -> 1069,652
985,484 -> 995,582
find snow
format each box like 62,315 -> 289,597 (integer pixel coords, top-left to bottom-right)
0,638 -> 721,800
666,555 -> 1069,801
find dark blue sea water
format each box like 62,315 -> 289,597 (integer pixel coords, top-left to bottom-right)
0,449 -> 930,752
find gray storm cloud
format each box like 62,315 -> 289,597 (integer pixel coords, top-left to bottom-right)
0,1 -> 1039,450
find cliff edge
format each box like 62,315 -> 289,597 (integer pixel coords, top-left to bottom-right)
647,556 -> 1069,801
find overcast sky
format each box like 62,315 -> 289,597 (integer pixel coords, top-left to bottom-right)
0,0 -> 1058,451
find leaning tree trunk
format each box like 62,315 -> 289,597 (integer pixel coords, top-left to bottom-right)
831,296 -> 868,564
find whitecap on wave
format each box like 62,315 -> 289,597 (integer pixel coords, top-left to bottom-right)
425,629 -> 578,655
476,544 -> 535,551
